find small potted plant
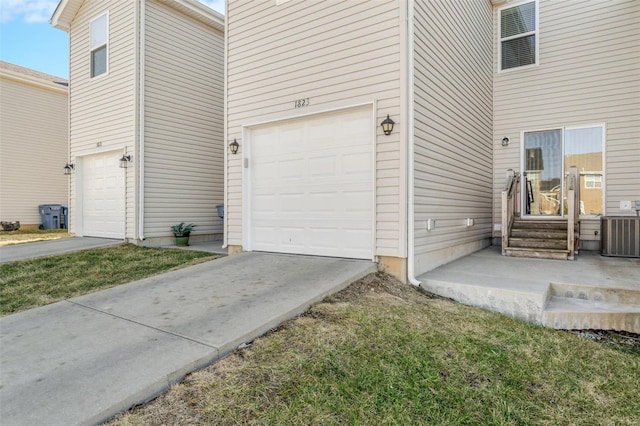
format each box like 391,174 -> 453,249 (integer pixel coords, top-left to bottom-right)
171,222 -> 196,246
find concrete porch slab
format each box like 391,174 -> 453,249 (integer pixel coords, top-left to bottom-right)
418,246 -> 640,325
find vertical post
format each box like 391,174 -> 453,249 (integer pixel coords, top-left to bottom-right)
567,189 -> 575,258
502,190 -> 508,255
501,169 -> 514,255
567,166 -> 579,259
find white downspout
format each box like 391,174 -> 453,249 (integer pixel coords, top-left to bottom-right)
407,0 -> 421,286
137,0 -> 146,241
222,0 -> 229,249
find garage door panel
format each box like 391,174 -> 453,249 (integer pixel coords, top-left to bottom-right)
343,191 -> 373,212
280,159 -> 306,178
253,161 -> 277,180
309,156 -> 337,177
249,108 -> 373,260
253,194 -> 278,212
344,152 -> 372,175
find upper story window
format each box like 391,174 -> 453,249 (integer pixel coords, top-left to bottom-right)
500,1 -> 537,71
90,13 -> 108,78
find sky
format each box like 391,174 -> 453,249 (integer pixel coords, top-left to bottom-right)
0,0 -> 225,79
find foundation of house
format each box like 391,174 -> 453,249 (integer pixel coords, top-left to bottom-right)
377,256 -> 407,284
226,245 -> 243,255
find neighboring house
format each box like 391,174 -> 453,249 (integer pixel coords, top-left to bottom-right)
50,0 -> 225,245
0,61 -> 68,229
224,0 -> 639,282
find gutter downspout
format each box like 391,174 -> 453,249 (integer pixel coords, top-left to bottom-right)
137,0 -> 146,241
407,0 -> 421,286
222,0 -> 229,249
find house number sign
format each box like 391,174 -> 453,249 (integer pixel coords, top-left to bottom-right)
294,98 -> 310,108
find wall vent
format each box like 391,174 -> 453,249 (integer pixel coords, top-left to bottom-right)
601,216 -> 640,258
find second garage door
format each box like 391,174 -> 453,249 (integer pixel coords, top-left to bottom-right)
82,151 -> 125,238
248,108 -> 374,259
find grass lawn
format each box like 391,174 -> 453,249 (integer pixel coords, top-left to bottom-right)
0,229 -> 70,246
110,273 -> 639,426
0,244 -> 219,315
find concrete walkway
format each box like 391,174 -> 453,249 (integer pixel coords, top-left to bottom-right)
0,252 -> 376,426
0,237 -> 123,263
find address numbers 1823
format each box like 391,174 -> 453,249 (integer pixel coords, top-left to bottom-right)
294,98 -> 310,108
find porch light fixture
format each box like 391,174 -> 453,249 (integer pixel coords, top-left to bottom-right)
229,139 -> 239,155
63,163 -> 75,175
381,114 -> 395,136
119,154 -> 132,168
501,137 -> 510,147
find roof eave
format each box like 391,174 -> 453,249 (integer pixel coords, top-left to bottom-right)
0,68 -> 69,94
162,0 -> 225,33
50,0 -> 224,33
49,0 -> 82,32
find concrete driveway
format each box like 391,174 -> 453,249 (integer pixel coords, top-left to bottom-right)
0,237 -> 122,263
0,252 -> 376,426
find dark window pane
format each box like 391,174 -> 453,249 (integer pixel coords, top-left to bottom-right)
91,46 -> 107,77
501,35 -> 536,69
501,1 -> 536,38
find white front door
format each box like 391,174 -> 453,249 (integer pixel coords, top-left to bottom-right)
82,151 -> 125,238
247,108 -> 374,259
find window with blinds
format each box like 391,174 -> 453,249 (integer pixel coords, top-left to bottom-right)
90,13 -> 108,78
500,1 -> 537,71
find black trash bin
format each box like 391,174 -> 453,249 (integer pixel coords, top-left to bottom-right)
39,204 -> 63,229
216,204 -> 224,220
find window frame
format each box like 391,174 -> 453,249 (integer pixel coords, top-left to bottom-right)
498,0 -> 539,73
519,123 -> 606,219
90,12 -> 109,79
584,174 -> 602,189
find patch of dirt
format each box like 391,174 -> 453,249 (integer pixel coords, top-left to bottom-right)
570,329 -> 640,351
328,272 -> 427,303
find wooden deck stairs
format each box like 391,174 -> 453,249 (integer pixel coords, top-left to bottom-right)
505,219 -> 571,260
501,167 -> 581,261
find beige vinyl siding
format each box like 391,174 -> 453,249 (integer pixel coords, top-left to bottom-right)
493,0 -> 640,245
0,77 -> 68,225
142,0 -> 224,238
68,0 -> 136,236
226,0 -> 404,257
412,0 -> 494,274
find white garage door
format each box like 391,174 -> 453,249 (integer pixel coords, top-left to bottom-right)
82,151 -> 125,238
249,108 -> 374,259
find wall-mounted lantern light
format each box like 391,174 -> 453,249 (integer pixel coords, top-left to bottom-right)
229,139 -> 239,155
501,137 -> 510,147
381,114 -> 395,136
63,163 -> 75,175
119,154 -> 132,168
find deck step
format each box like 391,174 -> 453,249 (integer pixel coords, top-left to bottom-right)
504,247 -> 569,260
512,220 -> 567,230
508,238 -> 567,249
543,296 -> 640,333
505,219 -> 572,261
510,229 -> 567,239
